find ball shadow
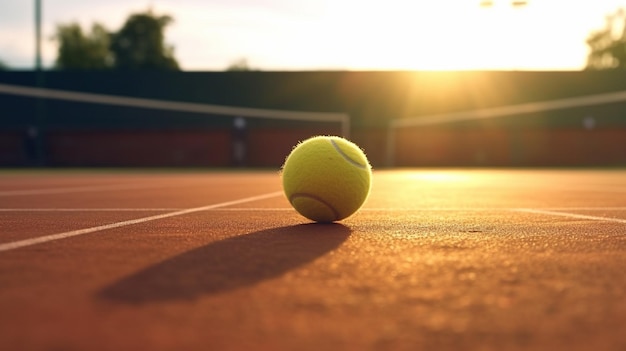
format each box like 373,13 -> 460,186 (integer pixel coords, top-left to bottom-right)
97,223 -> 351,304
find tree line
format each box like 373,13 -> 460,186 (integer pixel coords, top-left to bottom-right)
54,10 -> 179,71
586,8 -> 626,70
52,10 -> 253,71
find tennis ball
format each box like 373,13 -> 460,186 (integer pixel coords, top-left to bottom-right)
281,135 -> 372,222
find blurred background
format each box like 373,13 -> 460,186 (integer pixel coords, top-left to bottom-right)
1,0 -> 625,168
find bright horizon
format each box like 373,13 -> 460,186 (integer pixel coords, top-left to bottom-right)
1,0 -> 625,71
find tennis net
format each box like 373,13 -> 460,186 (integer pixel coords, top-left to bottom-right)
386,90 -> 626,167
0,83 -> 350,167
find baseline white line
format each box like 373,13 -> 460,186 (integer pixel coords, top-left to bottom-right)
0,208 -> 181,212
215,207 -> 626,212
0,208 -> 292,213
2,207 -> 626,212
0,191 -> 283,253
358,207 -> 626,212
514,208 -> 626,224
0,183 -> 160,196
530,207 -> 626,211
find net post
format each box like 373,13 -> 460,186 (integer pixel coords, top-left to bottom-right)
385,122 -> 396,168
340,114 -> 351,139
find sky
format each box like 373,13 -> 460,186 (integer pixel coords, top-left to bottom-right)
1,0 -> 625,71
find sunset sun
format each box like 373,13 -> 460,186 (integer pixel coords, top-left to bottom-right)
314,0 -> 577,70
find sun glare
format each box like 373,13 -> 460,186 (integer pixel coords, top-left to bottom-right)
318,0 -> 563,70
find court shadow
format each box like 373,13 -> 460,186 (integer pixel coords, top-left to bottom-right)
98,223 -> 351,304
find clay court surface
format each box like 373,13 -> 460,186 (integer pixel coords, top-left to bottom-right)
1,168 -> 625,351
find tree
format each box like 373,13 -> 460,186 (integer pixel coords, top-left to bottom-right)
54,23 -> 112,70
0,59 -> 7,70
53,10 -> 180,71
586,8 -> 626,70
226,58 -> 257,71
110,10 -> 179,70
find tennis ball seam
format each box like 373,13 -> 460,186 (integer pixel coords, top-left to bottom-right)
289,192 -> 340,221
329,139 -> 368,169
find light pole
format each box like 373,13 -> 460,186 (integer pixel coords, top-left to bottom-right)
35,0 -> 42,71
34,0 -> 46,165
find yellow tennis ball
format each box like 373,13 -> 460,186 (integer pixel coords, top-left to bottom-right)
282,135 -> 372,222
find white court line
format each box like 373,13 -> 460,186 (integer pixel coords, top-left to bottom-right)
514,208 -> 626,224
0,208 -> 182,212
214,207 -> 626,212
527,207 -> 626,211
2,207 -> 626,212
0,191 -> 283,253
0,183 -> 160,196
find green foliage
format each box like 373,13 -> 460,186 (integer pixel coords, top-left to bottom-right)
586,8 -> 626,70
110,11 -> 179,70
53,10 -> 179,71
54,23 -> 112,70
0,59 -> 7,70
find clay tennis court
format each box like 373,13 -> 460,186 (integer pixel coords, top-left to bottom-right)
1,168 -> 625,351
